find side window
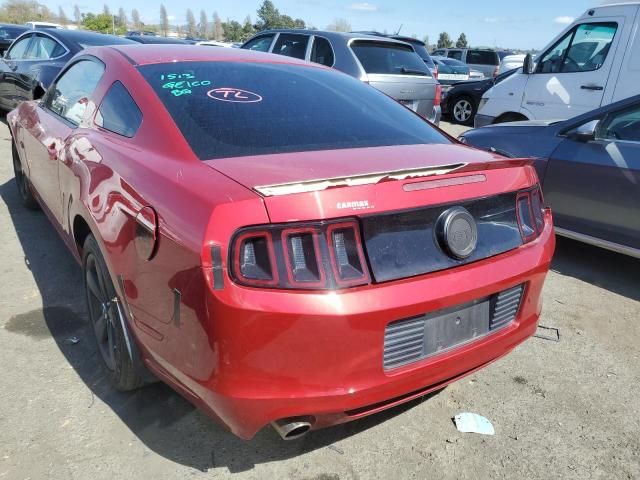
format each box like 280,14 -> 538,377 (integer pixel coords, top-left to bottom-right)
537,22 -> 617,74
243,34 -> 274,52
46,60 -> 104,125
95,81 -> 142,137
599,105 -> 640,142
25,35 -> 66,60
5,35 -> 32,60
272,34 -> 309,60
447,50 -> 463,61
310,36 -> 334,66
467,50 -> 498,65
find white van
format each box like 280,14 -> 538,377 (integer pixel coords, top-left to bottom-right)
475,1 -> 640,127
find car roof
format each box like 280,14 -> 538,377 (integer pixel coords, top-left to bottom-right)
104,43 -> 321,66
25,28 -> 135,47
250,29 -> 410,45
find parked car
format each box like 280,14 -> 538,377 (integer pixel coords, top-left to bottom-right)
242,30 -> 442,124
197,40 -> 233,47
498,54 -> 526,74
127,35 -> 191,45
0,23 -> 28,54
461,94 -> 639,258
9,44 -> 554,440
431,56 -> 470,85
24,21 -> 62,30
431,48 -> 500,78
0,29 -> 133,112
443,68 -> 519,125
125,31 -> 157,37
475,2 -> 640,128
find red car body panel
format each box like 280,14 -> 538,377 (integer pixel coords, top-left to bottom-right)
7,45 -> 555,439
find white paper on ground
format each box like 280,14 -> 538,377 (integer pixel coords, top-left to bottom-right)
454,412 -> 495,435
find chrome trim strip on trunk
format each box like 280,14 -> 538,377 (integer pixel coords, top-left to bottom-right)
554,227 -> 640,259
254,163 -> 466,196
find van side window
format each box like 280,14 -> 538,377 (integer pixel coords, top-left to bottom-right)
447,50 -> 463,61
537,22 -> 617,74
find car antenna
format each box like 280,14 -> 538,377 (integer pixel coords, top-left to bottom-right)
395,24 -> 403,35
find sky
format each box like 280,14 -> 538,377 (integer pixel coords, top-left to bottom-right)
46,0 -> 595,50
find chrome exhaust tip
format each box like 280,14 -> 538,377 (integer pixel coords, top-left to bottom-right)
272,417 -> 313,440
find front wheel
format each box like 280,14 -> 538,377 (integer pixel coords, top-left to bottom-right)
451,96 -> 476,125
12,141 -> 38,210
83,235 -> 145,391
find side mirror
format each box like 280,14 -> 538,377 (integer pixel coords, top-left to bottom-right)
567,119 -> 599,142
522,53 -> 533,74
32,84 -> 46,101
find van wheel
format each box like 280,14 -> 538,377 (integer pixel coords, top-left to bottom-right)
12,141 -> 38,210
451,96 -> 476,125
83,235 -> 145,391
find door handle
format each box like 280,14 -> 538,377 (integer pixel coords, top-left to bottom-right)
580,85 -> 604,91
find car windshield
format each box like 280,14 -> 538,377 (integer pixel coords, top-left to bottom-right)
350,41 -> 431,76
137,61 -> 449,160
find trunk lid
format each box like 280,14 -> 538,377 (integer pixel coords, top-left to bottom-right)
204,143 -> 536,223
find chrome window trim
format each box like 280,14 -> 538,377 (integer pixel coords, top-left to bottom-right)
9,31 -> 70,62
555,227 -> 640,258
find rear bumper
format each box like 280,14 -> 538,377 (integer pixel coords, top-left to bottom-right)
474,113 -> 495,128
188,212 -> 554,439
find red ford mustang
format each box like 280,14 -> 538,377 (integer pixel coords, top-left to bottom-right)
8,45 -> 555,440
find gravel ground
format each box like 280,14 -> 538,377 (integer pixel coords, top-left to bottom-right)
1,119 -> 639,479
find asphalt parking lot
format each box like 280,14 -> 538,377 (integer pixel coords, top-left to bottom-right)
1,119 -> 639,479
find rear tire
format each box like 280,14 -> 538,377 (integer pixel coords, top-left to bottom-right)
451,96 -> 476,126
83,235 -> 145,391
12,141 -> 39,210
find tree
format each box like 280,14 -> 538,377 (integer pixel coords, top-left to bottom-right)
118,7 -> 126,28
131,8 -> 140,30
456,32 -> 468,48
326,18 -> 351,32
437,32 -> 453,48
83,12 -> 112,33
58,6 -> 67,24
103,4 -> 110,16
0,0 -> 54,24
212,11 -> 223,41
73,4 -> 80,24
160,4 -> 168,36
199,9 -> 207,38
222,19 -> 243,42
242,15 -> 254,40
186,8 -> 196,37
255,0 -> 278,30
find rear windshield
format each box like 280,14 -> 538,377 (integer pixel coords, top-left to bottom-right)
395,40 -> 435,68
137,61 -> 448,160
350,41 -> 431,76
467,50 -> 498,65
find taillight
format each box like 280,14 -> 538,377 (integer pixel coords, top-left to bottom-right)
327,222 -> 370,287
434,83 -> 442,106
281,228 -> 325,287
516,186 -> 546,243
493,66 -> 499,77
232,232 -> 279,287
433,65 -> 438,79
230,220 -> 370,290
